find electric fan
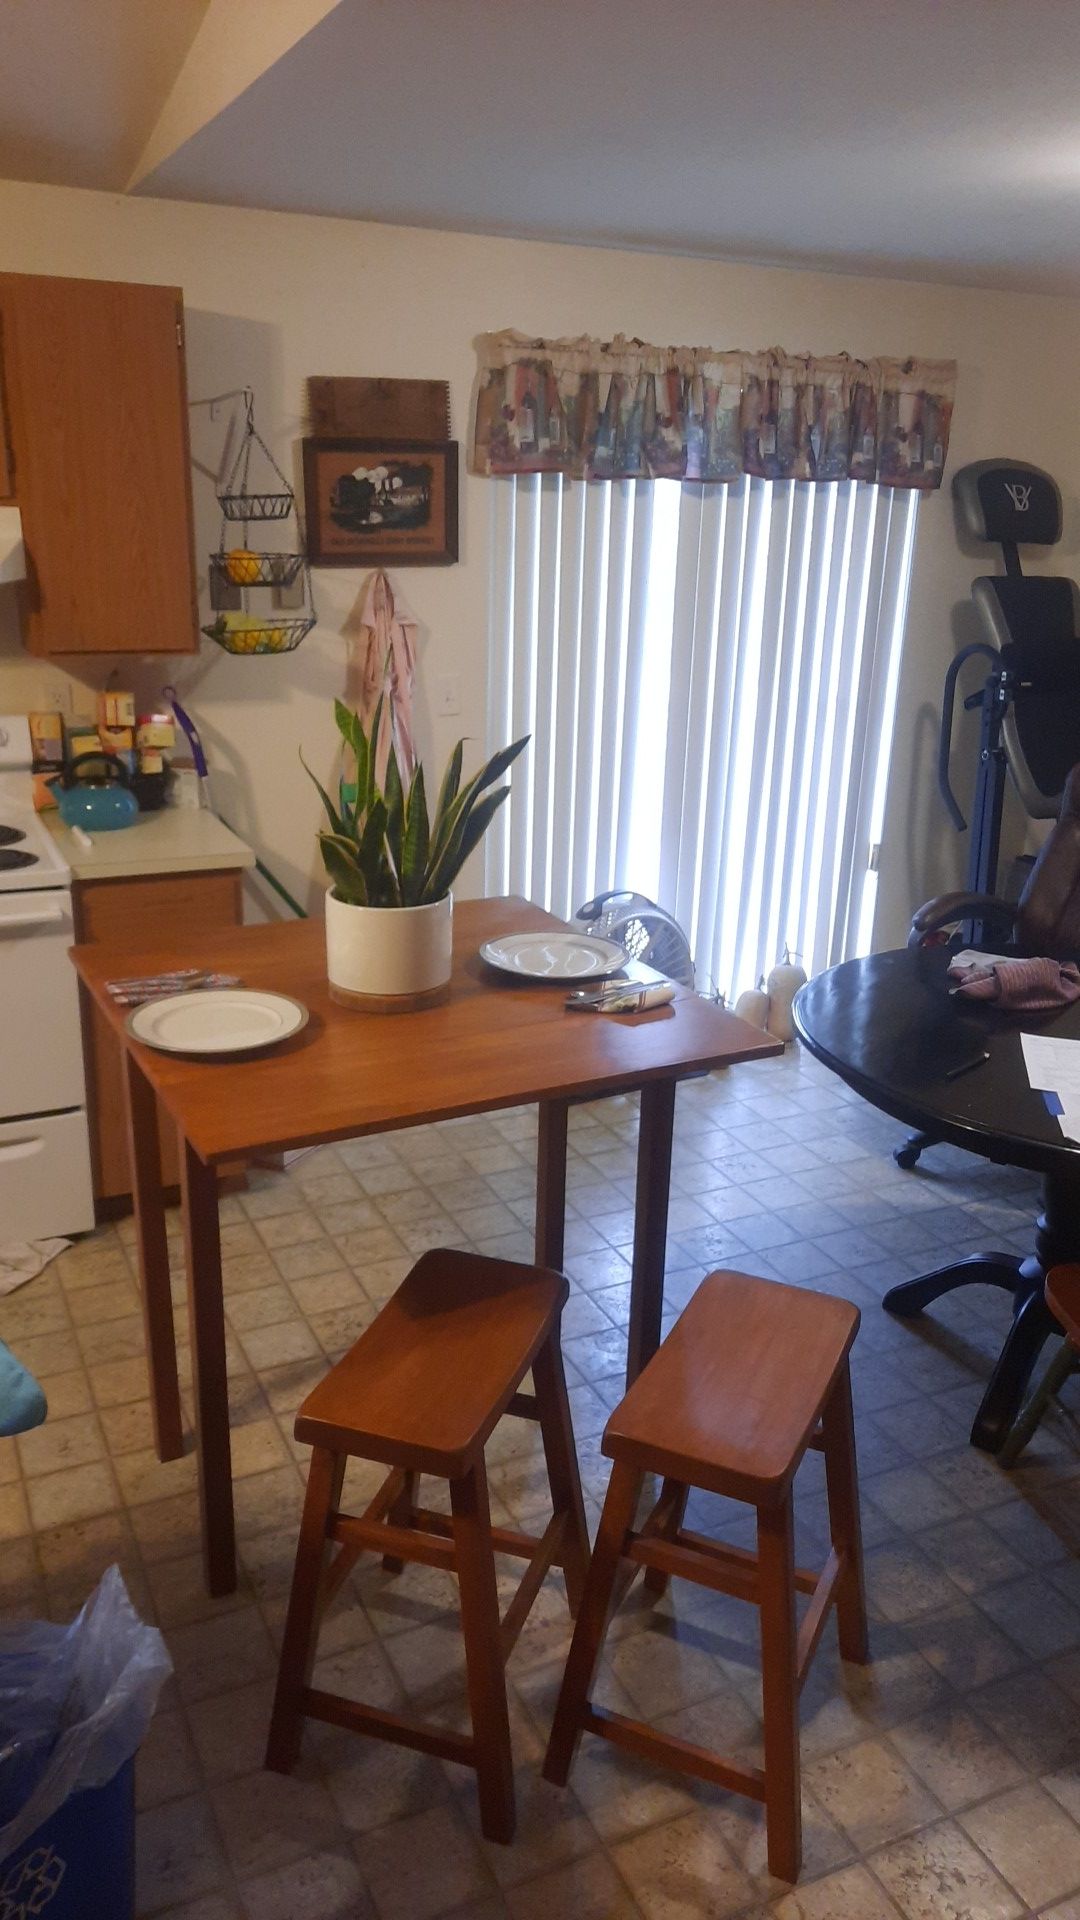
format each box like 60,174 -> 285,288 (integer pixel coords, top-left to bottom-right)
574,891 -> 695,988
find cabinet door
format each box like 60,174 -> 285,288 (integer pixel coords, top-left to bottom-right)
75,868 -> 243,1203
0,272 -> 199,654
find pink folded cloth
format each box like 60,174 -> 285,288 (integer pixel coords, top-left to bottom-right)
947,955 -> 1080,1010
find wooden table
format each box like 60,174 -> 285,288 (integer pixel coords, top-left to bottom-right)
794,946 -> 1080,1452
74,896 -> 779,1593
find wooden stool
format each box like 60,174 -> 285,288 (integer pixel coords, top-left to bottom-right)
543,1269 -> 868,1882
265,1247 -> 589,1843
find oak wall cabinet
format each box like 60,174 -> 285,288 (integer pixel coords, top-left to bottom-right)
0,271 -> 199,655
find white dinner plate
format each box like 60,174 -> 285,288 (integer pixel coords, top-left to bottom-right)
126,989 -> 308,1056
479,931 -> 627,982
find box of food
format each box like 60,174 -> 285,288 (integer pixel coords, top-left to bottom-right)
28,711 -> 63,768
135,714 -> 175,750
98,690 -> 136,730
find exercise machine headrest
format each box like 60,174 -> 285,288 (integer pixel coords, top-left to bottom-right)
953,459 -> 1062,547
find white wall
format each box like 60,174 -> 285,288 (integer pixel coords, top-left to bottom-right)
0,177 -> 1078,938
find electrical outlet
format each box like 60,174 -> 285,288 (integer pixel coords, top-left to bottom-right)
45,679 -> 71,717
435,674 -> 461,717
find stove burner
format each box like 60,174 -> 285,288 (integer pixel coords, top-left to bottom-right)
0,848 -> 38,871
0,826 -> 26,847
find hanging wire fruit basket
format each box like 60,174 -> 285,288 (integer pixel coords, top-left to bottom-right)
198,387 -> 316,654
202,610 -> 316,656
216,389 -> 295,521
209,549 -> 305,592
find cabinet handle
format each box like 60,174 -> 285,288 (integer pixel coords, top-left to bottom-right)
0,903 -> 65,931
0,1136 -> 44,1162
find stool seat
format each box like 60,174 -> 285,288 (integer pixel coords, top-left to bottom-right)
295,1247 -> 567,1476
604,1269 -> 859,1503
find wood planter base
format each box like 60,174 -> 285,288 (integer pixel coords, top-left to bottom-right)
328,979 -> 452,1015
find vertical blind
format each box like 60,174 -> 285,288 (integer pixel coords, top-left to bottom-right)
485,473 -> 919,999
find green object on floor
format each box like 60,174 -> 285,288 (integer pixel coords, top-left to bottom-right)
0,1339 -> 46,1437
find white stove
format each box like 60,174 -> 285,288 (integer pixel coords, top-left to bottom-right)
0,715 -> 94,1240
0,776 -> 71,891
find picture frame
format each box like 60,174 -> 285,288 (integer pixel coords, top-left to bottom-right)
302,437 -> 459,566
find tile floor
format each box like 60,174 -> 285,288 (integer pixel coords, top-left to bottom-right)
5,1044 -> 1080,1917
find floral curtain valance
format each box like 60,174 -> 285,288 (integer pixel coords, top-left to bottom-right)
472,330 -> 956,489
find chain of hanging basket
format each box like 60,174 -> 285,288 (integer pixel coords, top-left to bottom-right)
203,388 -> 317,654
217,388 -> 295,522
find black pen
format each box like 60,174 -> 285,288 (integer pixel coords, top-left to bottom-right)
944,1051 -> 991,1081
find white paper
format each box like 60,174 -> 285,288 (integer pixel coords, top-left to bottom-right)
949,950 -> 1011,971
1019,1033 -> 1080,1141
1020,1032 -> 1080,1096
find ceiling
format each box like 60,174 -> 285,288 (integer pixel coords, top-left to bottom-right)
5,0 -> 1080,294
0,0 -> 209,191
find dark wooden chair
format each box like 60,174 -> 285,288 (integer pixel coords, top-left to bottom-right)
265,1246 -> 590,1843
543,1269 -> 868,1883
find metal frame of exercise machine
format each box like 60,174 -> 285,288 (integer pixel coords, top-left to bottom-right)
895,458 -> 1080,1168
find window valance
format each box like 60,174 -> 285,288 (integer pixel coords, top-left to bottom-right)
472,330 -> 956,489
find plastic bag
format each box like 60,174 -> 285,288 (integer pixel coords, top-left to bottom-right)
0,1566 -> 171,1863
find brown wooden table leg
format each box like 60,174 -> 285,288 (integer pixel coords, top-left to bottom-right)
122,1051 -> 183,1463
626,1077 -> 677,1386
535,1098 -> 569,1270
179,1134 -> 236,1596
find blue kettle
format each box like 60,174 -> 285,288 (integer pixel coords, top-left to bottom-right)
57,753 -> 140,832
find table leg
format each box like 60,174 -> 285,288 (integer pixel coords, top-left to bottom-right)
179,1134 -> 236,1595
121,1052 -> 183,1463
626,1078 -> 677,1386
535,1099 -> 569,1270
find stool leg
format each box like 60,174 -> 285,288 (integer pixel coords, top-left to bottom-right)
757,1494 -> 801,1884
821,1362 -> 869,1665
266,1446 -> 345,1774
382,1470 -> 419,1574
450,1461 -> 516,1844
543,1460 -> 643,1787
643,1477 -> 690,1597
532,1328 -> 590,1613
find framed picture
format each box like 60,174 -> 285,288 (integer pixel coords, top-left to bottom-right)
302,438 -> 458,566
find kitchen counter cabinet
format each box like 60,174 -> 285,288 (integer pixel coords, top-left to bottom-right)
51,807 -> 256,881
0,270 -> 199,655
75,867 -> 244,1206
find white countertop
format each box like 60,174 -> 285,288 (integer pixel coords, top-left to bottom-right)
48,806 -> 255,881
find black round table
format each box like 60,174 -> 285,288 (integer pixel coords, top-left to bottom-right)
793,946 -> 1080,1453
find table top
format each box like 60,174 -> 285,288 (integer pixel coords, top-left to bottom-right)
793,946 -> 1080,1177
72,895 -> 781,1165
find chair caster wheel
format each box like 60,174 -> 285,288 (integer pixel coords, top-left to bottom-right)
894,1145 -> 921,1170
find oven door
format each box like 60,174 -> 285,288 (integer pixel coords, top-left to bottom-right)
0,1110 -> 94,1238
0,887 -> 87,1115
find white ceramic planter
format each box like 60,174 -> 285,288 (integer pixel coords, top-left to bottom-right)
325,889 -> 453,1011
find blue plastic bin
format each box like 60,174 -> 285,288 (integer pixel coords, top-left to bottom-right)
0,1757 -> 134,1920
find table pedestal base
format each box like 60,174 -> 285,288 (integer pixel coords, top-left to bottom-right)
882,1169 -> 1077,1454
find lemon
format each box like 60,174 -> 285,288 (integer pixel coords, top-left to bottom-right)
224,548 -> 261,585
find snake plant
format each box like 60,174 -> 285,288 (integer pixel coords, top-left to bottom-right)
304,699 -> 528,907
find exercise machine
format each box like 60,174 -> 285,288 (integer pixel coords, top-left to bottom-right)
895,458 -> 1080,1168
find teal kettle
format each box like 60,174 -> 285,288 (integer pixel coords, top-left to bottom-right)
57,753 -> 140,832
